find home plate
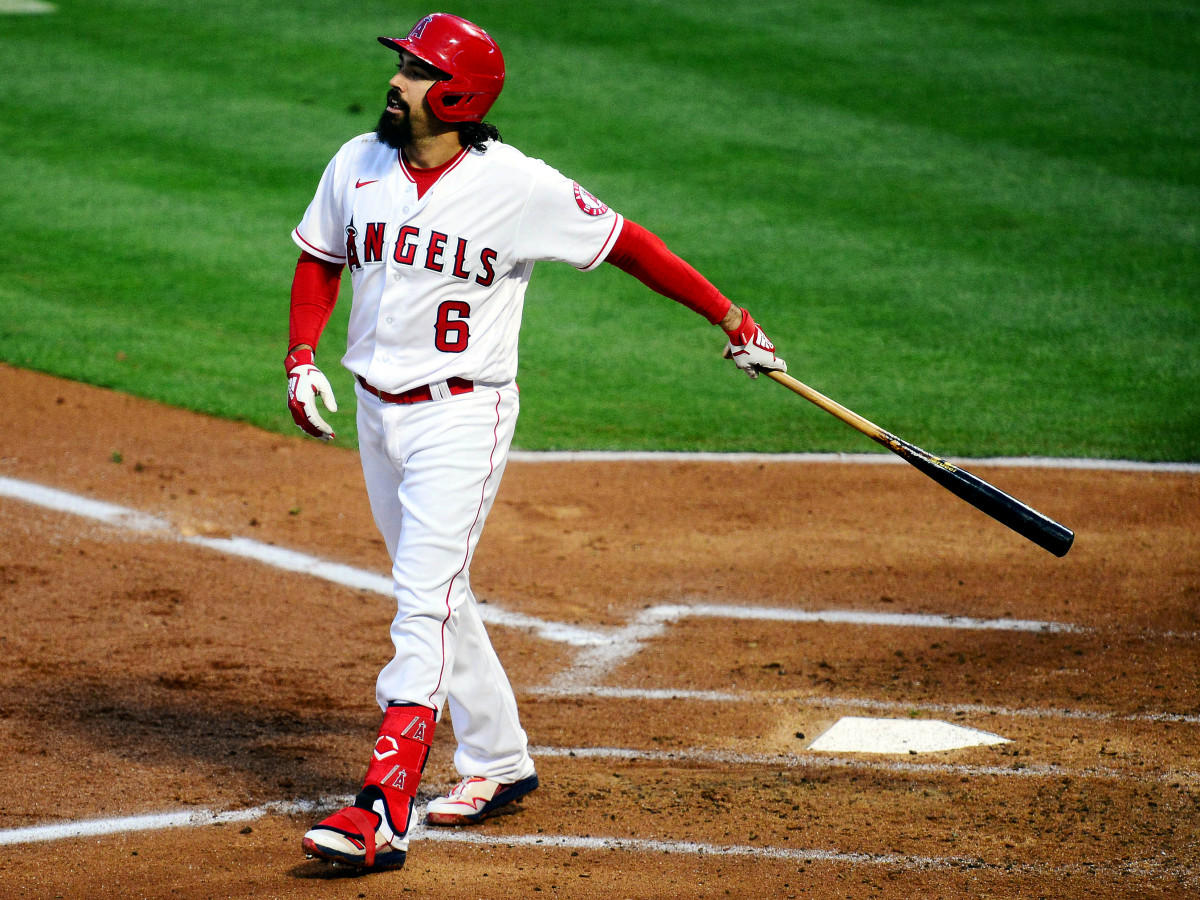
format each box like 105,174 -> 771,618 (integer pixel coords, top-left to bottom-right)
808,716 -> 1010,754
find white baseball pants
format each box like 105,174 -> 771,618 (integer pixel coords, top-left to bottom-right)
355,380 -> 536,784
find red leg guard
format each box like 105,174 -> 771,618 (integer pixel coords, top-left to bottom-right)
361,704 -> 436,839
302,705 -> 436,869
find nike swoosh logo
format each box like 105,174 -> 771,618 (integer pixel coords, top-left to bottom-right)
356,179 -> 379,188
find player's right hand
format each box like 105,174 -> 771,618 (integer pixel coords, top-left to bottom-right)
285,348 -> 338,441
722,307 -> 787,379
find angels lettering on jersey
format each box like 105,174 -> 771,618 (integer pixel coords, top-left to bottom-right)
345,218 -> 497,287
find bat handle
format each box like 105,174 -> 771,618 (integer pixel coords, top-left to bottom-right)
766,370 -> 891,446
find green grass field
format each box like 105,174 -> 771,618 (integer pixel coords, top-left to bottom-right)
1,1 -> 1197,458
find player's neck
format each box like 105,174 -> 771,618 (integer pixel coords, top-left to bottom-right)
404,130 -> 465,170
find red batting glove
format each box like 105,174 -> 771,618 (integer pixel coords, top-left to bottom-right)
285,348 -> 338,440
723,308 -> 787,379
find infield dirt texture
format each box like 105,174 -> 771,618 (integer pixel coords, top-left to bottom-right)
1,365 -> 1197,898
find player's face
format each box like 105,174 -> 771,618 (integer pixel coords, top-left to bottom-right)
379,51 -> 443,144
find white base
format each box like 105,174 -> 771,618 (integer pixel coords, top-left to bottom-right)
808,716 -> 1010,754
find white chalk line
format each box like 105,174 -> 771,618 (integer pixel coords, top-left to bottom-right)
509,450 -> 1200,473
0,477 -> 169,532
2,794 -> 1193,883
529,745 -> 1200,784
661,602 -> 1077,632
0,796 -> 348,847
0,476 -> 607,648
418,828 -> 1197,883
541,603 -> 1085,697
3,474 -> 1195,729
0,475 -> 1088,651
533,685 -> 1200,726
3,475 -> 1197,882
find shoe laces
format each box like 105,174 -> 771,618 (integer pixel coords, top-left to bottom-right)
448,776 -> 487,799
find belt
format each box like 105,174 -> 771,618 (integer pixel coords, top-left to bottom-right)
357,375 -> 474,405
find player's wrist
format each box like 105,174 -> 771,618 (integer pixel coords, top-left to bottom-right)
285,346 -> 315,372
723,307 -> 755,345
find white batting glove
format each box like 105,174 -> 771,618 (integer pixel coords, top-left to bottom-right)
722,308 -> 786,379
285,348 -> 338,441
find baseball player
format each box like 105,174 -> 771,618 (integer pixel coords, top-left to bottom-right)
286,13 -> 785,871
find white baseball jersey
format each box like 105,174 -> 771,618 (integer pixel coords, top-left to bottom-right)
293,134 -> 624,394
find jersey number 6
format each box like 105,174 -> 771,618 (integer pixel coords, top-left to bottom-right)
434,300 -> 471,353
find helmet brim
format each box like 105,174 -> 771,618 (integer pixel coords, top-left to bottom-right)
378,36 -> 451,79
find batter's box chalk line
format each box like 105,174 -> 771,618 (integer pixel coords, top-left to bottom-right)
3,482 -> 1197,882
1,795 -> 1196,885
3,475 -> 1197,730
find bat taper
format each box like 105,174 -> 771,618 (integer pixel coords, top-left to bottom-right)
766,371 -> 1074,557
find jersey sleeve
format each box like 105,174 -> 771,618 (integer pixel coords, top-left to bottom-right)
514,164 -> 624,271
292,152 -> 350,264
605,220 -> 733,324
288,252 -> 343,352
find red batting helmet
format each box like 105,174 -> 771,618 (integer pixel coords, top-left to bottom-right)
378,13 -> 505,123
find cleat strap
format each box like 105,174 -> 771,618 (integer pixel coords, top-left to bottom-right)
338,806 -> 381,868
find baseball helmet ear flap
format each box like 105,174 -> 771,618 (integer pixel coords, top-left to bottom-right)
378,13 -> 505,123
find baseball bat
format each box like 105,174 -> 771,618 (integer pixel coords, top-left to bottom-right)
765,370 -> 1074,557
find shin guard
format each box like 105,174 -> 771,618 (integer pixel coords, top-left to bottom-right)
357,704 -> 436,847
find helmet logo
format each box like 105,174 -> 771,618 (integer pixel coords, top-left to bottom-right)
573,183 -> 609,217
409,15 -> 433,40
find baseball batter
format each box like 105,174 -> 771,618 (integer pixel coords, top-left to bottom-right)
286,13 -> 785,871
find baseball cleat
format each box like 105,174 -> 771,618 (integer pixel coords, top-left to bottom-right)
302,791 -> 409,870
425,773 -> 539,826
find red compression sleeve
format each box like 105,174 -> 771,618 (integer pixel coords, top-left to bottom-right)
603,220 -> 733,324
289,251 -> 343,352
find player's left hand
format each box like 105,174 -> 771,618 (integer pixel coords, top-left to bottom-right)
285,348 -> 338,440
722,308 -> 787,379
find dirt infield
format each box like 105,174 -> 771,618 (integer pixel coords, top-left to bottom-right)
1,362 -> 1197,899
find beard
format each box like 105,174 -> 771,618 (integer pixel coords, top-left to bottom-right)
375,98 -> 412,149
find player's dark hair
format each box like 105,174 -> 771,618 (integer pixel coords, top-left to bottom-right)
459,120 -> 501,152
